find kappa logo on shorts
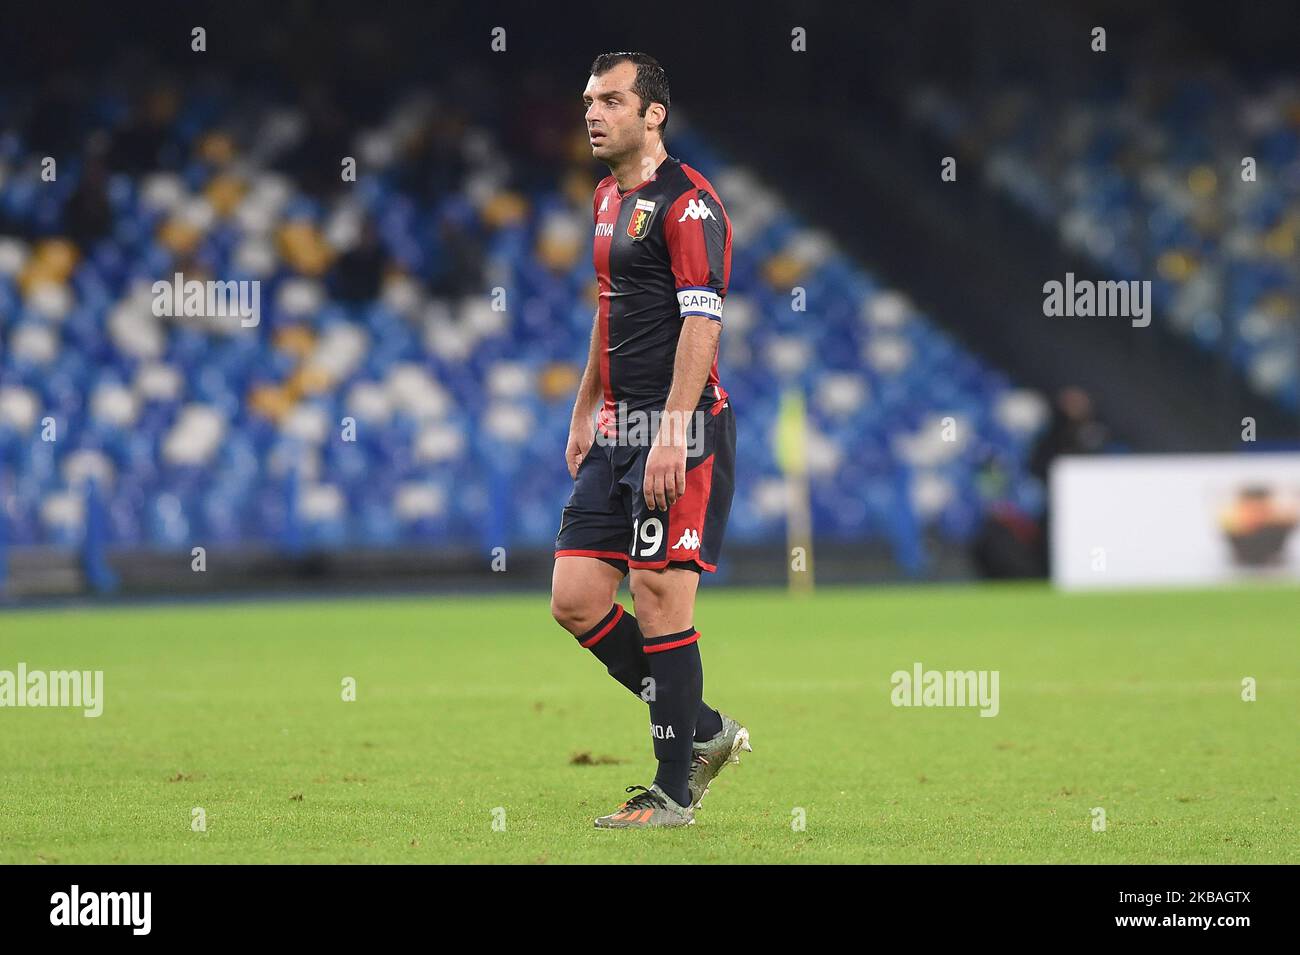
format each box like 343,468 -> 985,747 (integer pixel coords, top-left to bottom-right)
673,528 -> 701,551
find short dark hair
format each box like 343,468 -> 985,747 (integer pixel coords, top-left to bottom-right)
589,52 -> 670,134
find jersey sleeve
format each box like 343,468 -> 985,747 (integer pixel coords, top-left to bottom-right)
664,188 -> 730,322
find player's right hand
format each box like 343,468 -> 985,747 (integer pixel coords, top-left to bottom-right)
566,418 -> 595,479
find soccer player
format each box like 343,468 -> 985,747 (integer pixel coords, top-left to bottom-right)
551,52 -> 750,829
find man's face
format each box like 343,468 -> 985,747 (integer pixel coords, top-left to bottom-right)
583,62 -> 652,164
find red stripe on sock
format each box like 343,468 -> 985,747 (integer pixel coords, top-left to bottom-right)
580,604 -> 625,648
642,630 -> 700,654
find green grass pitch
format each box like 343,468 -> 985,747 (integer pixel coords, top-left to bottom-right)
0,583 -> 1295,864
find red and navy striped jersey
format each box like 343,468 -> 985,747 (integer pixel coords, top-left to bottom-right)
591,155 -> 731,434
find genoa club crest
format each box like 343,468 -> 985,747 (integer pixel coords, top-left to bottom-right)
626,198 -> 656,240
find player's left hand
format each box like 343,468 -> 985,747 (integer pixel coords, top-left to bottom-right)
644,441 -> 687,512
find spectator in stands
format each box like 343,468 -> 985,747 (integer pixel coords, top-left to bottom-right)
332,220 -> 387,304
66,149 -> 113,248
108,86 -> 181,173
1029,386 -> 1110,481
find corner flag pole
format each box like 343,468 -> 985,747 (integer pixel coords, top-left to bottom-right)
775,388 -> 814,594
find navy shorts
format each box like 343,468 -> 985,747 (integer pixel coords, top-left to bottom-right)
555,400 -> 736,574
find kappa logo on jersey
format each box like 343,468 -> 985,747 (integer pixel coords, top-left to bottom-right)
673,528 -> 701,551
599,195 -> 609,213
676,198 -> 716,222
626,198 -> 656,240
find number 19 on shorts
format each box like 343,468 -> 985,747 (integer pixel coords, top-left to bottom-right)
631,517 -> 664,559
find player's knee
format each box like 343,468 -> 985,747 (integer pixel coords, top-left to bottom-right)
630,568 -> 697,634
629,577 -> 669,626
551,557 -> 623,635
631,569 -> 671,605
550,588 -> 603,637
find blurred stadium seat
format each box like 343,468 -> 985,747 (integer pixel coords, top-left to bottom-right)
909,69 -> 1300,411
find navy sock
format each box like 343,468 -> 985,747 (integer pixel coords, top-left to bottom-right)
642,628 -> 704,807
574,605 -> 653,699
573,607 -> 722,743
695,701 -> 723,741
